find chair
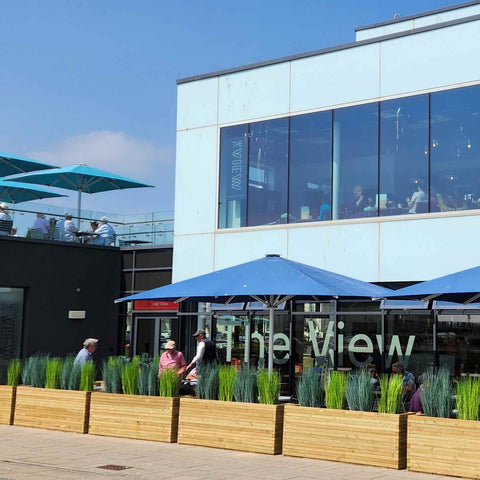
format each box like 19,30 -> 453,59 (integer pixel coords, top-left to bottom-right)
30,228 -> 47,239
49,226 -> 63,241
0,219 -> 13,236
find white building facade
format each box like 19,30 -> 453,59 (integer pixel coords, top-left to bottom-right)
174,2 -> 480,390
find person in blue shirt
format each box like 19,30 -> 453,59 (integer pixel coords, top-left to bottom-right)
74,338 -> 98,366
392,361 -> 416,394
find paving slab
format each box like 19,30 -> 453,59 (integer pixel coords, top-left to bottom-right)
0,425 -> 456,480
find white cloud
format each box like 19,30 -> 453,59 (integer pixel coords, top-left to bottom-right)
26,131 -> 176,216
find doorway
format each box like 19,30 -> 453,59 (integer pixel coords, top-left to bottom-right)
133,316 -> 178,357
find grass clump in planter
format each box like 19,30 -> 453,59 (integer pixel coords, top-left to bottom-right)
67,361 -> 82,391
60,357 -> 75,390
197,363 -> 219,400
219,365 -> 238,402
346,370 -> 375,412
257,369 -> 280,405
122,356 -> 140,395
324,371 -> 347,409
7,359 -> 21,386
148,355 -> 160,396
456,376 -> 480,421
102,356 -> 124,394
378,374 -> 403,414
297,368 -> 324,407
233,364 -> 258,403
22,355 -> 49,388
79,361 -> 95,392
45,358 -> 64,389
420,367 -> 453,418
159,368 -> 179,397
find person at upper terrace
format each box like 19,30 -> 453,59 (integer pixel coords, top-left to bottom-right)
32,213 -> 49,236
92,216 -> 116,245
74,338 -> 98,366
407,183 -> 427,214
0,203 -> 11,222
63,213 -> 79,242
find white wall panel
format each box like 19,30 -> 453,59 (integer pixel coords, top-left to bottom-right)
174,127 -> 218,236
379,216 -> 480,281
172,234 -> 215,282
214,229 -> 288,270
291,44 -> 380,113
287,223 -> 380,281
218,63 -> 290,124
177,78 -> 218,131
381,20 -> 480,96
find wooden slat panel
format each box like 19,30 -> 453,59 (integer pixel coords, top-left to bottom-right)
408,415 -> 480,478
0,386 -> 16,425
89,392 -> 179,443
283,405 -> 408,470
14,386 -> 90,433
178,398 -> 284,455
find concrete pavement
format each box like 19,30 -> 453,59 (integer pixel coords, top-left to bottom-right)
0,425 -> 454,480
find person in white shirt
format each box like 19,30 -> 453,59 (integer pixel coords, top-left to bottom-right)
0,203 -> 11,221
32,213 -> 49,235
92,216 -> 116,245
63,213 -> 79,242
407,184 -> 427,214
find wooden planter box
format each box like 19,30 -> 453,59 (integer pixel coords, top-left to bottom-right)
408,415 -> 480,478
89,392 -> 179,443
0,385 -> 16,425
14,386 -> 91,433
283,405 -> 409,469
178,398 -> 284,454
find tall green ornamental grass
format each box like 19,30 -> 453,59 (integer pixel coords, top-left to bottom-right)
324,371 -> 347,409
378,374 -> 404,414
22,355 -> 49,388
102,357 -> 124,394
456,376 -> 480,421
45,358 -> 64,389
257,369 -> 280,405
79,361 -> 95,392
219,365 -> 238,402
7,359 -> 21,386
122,356 -> 140,395
420,367 -> 453,418
233,364 -> 258,403
346,370 -> 375,412
159,368 -> 179,397
68,362 -> 82,391
197,363 -> 219,400
138,356 -> 160,396
148,355 -> 160,396
297,368 -> 324,408
60,357 -> 75,390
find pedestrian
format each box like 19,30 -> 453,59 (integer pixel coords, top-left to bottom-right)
74,338 -> 98,366
186,329 -> 217,372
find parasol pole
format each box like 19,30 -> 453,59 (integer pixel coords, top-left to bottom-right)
77,188 -> 82,228
268,300 -> 274,374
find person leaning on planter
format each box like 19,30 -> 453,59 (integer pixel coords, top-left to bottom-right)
159,340 -> 186,376
186,329 -> 217,372
74,338 -> 98,366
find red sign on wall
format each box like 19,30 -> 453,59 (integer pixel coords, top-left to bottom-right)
134,300 -> 179,311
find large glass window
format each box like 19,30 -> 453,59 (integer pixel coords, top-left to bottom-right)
332,103 -> 379,220
247,119 -> 289,226
380,95 -> 429,216
218,124 -> 248,228
431,85 -> 480,212
289,112 -> 332,222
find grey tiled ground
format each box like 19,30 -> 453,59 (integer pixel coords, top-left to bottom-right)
0,425 -> 455,480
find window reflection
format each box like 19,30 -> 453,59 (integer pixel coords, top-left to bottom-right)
431,85 -> 480,212
380,95 -> 429,216
332,104 -> 378,220
247,119 -> 289,226
289,112 -> 332,222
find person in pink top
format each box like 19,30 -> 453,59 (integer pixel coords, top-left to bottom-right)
159,340 -> 186,376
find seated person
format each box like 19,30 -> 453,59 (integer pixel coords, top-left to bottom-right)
366,363 -> 380,387
63,213 -> 79,242
407,184 -> 427,214
392,361 -> 416,399
9,226 -> 18,237
85,221 -> 100,244
92,216 -> 116,245
32,213 -> 49,237
0,203 -> 11,222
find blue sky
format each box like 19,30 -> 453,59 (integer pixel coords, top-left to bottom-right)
0,0 -> 458,216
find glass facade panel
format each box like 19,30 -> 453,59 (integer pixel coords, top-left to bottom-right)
431,85 -> 480,212
215,314 -> 249,365
332,103 -> 379,219
289,112 -> 332,222
438,313 -> 480,375
380,95 -> 429,216
247,119 -> 289,226
218,124 -> 248,228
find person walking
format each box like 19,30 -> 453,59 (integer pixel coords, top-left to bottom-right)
186,329 -> 216,371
